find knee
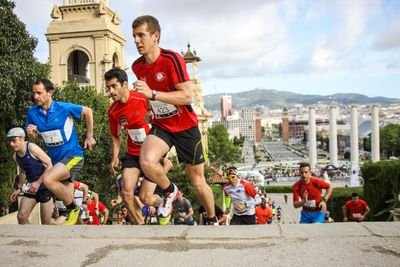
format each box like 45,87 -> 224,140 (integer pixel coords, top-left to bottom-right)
191,180 -> 208,194
139,193 -> 152,206
139,157 -> 152,173
42,173 -> 53,187
17,212 -> 29,224
121,190 -> 133,202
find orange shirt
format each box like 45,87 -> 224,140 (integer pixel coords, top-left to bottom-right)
255,206 -> 273,224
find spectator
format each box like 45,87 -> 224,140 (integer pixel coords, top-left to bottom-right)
172,190 -> 194,225
342,192 -> 370,222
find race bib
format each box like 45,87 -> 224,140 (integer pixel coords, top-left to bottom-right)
150,100 -> 178,119
127,128 -> 146,145
41,129 -> 64,147
178,212 -> 187,217
304,200 -> 316,209
352,213 -> 362,218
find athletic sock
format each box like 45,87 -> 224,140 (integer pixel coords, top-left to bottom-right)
66,202 -> 77,211
162,183 -> 174,195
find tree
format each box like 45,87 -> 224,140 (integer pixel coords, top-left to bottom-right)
0,0 -> 49,211
380,124 -> 400,158
207,125 -> 241,169
363,124 -> 400,159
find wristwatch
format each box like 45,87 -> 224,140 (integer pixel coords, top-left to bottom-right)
151,90 -> 157,101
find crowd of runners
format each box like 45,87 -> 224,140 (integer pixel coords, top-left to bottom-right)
6,15 -> 370,226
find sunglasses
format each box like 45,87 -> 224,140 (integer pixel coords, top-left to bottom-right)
227,174 -> 236,180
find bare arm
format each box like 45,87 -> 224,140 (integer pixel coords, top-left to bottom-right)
110,135 -> 121,175
185,208 -> 194,220
10,160 -> 26,202
81,106 -> 96,150
134,80 -> 193,106
28,143 -> 53,192
342,205 -> 348,221
77,182 -> 89,202
101,208 -> 109,225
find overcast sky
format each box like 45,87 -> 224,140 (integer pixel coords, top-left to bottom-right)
12,0 -> 400,98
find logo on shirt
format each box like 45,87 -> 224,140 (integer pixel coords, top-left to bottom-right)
119,115 -> 128,126
155,72 -> 165,82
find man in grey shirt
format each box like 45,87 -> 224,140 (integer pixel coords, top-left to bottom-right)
172,190 -> 194,225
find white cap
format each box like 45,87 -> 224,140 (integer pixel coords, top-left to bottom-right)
7,127 -> 26,138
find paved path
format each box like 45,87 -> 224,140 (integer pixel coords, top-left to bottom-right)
1,223 -> 399,267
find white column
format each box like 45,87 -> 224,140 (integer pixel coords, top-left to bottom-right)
350,105 -> 359,164
308,107 -> 317,171
350,105 -> 360,187
329,106 -> 338,167
371,105 -> 380,162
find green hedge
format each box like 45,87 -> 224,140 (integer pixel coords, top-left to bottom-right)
362,160 -> 400,221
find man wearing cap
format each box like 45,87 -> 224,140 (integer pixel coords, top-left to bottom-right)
26,79 -> 96,225
7,127 -> 54,224
342,192 -> 370,222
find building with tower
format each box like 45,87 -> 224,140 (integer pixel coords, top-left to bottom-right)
282,107 -> 289,145
46,0 -> 125,94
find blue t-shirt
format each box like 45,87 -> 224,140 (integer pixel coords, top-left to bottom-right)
26,101 -> 83,164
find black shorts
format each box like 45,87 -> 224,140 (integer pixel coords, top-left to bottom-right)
149,126 -> 207,165
230,214 -> 256,225
24,188 -> 53,203
120,154 -> 141,170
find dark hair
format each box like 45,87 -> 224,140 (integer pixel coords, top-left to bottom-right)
104,67 -> 128,84
299,162 -> 310,169
34,79 -> 54,92
351,192 -> 359,197
132,15 -> 161,42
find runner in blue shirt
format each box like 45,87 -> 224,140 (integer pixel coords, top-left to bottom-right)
26,79 -> 96,225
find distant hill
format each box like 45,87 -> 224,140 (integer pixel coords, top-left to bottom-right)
203,89 -> 400,110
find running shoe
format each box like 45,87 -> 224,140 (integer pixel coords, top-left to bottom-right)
206,216 -> 219,226
158,215 -> 171,225
63,206 -> 82,225
157,183 -> 178,217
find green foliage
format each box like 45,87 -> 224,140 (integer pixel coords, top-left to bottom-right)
55,81 -> 114,205
380,124 -> 400,158
364,124 -> 400,158
362,160 -> 400,221
0,0 -> 49,211
207,125 -> 241,168
260,185 -> 292,193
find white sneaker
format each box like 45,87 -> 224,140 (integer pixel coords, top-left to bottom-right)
157,184 -> 178,217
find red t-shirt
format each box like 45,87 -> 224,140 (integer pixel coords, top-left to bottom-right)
255,206 -> 273,224
344,199 -> 369,221
108,90 -> 150,156
292,177 -> 331,212
131,48 -> 198,132
87,200 -> 107,225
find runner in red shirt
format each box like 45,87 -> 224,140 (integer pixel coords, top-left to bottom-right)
342,192 -> 370,222
293,162 -> 333,224
106,68 -> 150,225
130,15 -> 217,224
86,197 -> 109,225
